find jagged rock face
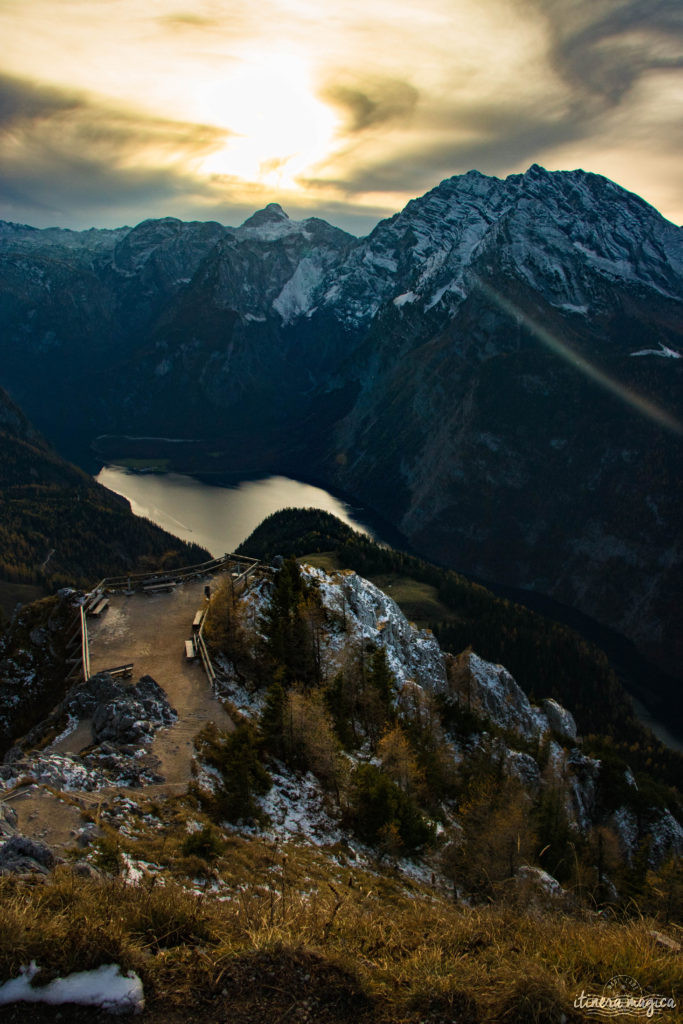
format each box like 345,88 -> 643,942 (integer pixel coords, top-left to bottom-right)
612,805 -> 683,865
541,699 -> 577,744
319,171 -> 682,676
464,652 -> 555,740
0,167 -> 680,672
304,566 -> 449,693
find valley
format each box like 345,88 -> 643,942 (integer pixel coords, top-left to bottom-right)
94,463 -> 377,556
91,462 -> 683,748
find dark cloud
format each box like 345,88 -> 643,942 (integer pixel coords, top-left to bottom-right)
0,73 -> 229,224
321,76 -> 419,133
158,12 -> 221,29
0,74 -> 83,129
301,92 -> 589,198
532,0 -> 683,103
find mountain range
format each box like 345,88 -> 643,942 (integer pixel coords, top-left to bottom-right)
0,165 -> 681,677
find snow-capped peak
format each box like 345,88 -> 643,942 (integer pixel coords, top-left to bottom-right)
236,203 -> 306,242
239,202 -> 289,229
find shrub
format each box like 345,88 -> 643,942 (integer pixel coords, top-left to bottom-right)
181,825 -> 223,862
347,763 -> 434,853
194,722 -> 271,824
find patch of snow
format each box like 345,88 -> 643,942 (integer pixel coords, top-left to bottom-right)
425,282 -> 452,311
630,344 -> 681,359
393,291 -> 417,307
273,258 -> 323,322
0,962 -> 144,1014
556,302 -> 588,314
256,764 -> 343,846
50,714 -> 79,746
121,853 -> 144,885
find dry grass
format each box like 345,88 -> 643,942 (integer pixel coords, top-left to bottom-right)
368,574 -> 452,625
299,552 -> 342,573
0,829 -> 680,1023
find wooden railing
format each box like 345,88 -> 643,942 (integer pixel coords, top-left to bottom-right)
193,558 -> 261,689
76,553 -> 261,690
80,605 -> 91,681
94,552 -> 259,593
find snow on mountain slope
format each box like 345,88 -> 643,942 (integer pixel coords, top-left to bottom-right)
317,165 -> 683,327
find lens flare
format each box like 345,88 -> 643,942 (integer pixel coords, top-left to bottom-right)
472,276 -> 682,436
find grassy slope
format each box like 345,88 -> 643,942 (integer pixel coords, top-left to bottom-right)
0,794 -> 680,1024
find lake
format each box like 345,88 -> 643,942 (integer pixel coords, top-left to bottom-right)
95,465 -> 376,556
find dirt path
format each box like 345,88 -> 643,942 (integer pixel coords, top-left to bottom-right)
4,787 -> 85,853
88,581 -> 233,787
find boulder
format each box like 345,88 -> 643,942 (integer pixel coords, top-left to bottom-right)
541,698 -> 578,743
0,835 -> 55,874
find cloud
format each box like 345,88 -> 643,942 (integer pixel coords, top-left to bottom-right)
302,87 -> 587,199
532,0 -> 683,104
0,74 -> 83,129
321,76 -> 419,133
303,1 -> 682,220
0,1 -> 680,229
0,73 -> 231,223
158,12 -> 221,29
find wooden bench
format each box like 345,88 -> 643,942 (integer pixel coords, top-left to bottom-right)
143,581 -> 176,594
192,610 -> 204,631
185,639 -> 196,660
88,598 -> 109,617
103,663 -> 134,679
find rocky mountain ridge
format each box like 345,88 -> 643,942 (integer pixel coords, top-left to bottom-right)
0,166 -> 680,676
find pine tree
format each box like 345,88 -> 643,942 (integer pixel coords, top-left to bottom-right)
259,679 -> 287,759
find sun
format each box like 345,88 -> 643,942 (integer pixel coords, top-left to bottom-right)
196,54 -> 338,189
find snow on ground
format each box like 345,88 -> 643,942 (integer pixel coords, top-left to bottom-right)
214,654 -> 267,718
0,746 -> 167,792
630,344 -> 681,358
393,291 -> 417,307
273,258 -> 323,322
0,962 -> 144,1014
0,753 -> 109,792
258,764 -> 343,846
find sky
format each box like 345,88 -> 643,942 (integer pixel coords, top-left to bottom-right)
0,0 -> 681,235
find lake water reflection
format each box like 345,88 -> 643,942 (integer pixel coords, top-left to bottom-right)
95,466 -> 375,557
